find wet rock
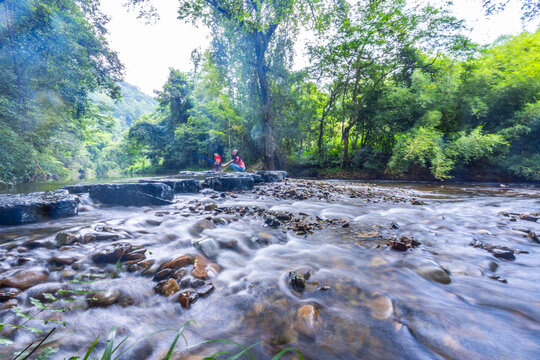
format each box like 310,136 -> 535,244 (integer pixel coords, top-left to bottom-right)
83,233 -> 120,243
172,268 -> 187,280
124,252 -> 146,262
0,288 -> 21,301
414,263 -> 451,284
48,254 -> 79,267
204,176 -> 254,192
0,271 -> 49,290
153,268 -> 172,281
180,277 -> 191,288
192,238 -> 219,259
160,279 -> 180,297
91,243 -> 132,264
63,184 -> 96,194
128,259 -> 154,272
264,215 -> 281,228
204,203 -> 218,211
160,255 -> 194,270
411,199 -> 425,205
179,291 -> 191,308
255,170 -> 287,183
367,294 -> 393,320
390,241 -> 408,252
390,221 -> 401,229
519,214 -> 538,222
318,285 -> 331,291
289,271 -> 306,291
197,284 -> 214,297
55,232 -> 80,246
0,299 -> 18,310
492,250 -> 516,261
190,279 -> 205,288
527,232 -> 540,244
0,189 -> 79,225
87,288 -> 121,308
192,255 -> 220,279
89,183 -> 174,206
188,292 -> 199,305
188,219 -> 215,236
25,282 -> 65,302
294,304 -> 321,339
139,179 -> 200,194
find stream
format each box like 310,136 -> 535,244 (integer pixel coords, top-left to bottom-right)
0,178 -> 539,359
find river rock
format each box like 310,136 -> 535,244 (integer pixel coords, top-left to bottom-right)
294,304 -> 321,339
25,282 -> 66,302
204,176 -> 254,192
160,255 -> 194,270
0,190 -> 79,225
197,284 -> 214,297
527,232 -> 539,244
179,291 -> 191,308
160,278 -> 180,297
414,263 -> 451,284
83,232 -> 120,243
255,170 -> 287,183
139,179 -> 201,193
192,238 -> 220,259
91,243 -> 132,264
0,287 -> 21,301
289,271 -> 306,291
367,294 -> 393,320
48,254 -> 79,267
192,255 -> 220,279
89,183 -> 174,206
55,232 -> 80,246
0,271 -> 49,290
153,268 -> 172,281
87,288 -> 121,307
188,219 -> 215,236
63,184 -> 96,194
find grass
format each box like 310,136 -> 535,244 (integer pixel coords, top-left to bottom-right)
12,321 -> 302,360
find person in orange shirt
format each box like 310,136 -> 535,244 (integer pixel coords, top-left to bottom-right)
214,152 -> 222,172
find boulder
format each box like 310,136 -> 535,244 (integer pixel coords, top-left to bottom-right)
203,176 -> 254,192
0,271 -> 49,290
139,179 -> 201,194
89,183 -> 174,206
62,184 -> 96,194
0,190 -> 79,225
255,170 -> 287,183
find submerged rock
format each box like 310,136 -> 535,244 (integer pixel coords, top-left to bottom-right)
0,190 -> 79,225
55,232 -> 80,247
89,183 -> 174,206
294,304 -> 321,339
204,176 -> 254,192
0,287 -> 21,301
63,183 -> 96,194
414,263 -> 451,284
192,238 -> 220,259
0,271 -> 49,290
289,271 -> 306,291
87,288 -> 121,307
91,243 -> 132,264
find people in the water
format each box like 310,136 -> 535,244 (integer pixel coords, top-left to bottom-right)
223,149 -> 245,172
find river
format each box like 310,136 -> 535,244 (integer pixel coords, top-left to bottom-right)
0,178 -> 539,359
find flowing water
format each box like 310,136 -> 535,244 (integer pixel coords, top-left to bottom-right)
0,178 -> 539,359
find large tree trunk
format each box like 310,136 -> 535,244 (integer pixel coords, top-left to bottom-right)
254,31 -> 276,170
341,123 -> 353,169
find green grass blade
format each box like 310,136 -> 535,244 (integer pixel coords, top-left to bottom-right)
113,329 -> 175,359
161,320 -> 196,360
101,327 -> 117,360
271,348 -> 303,360
83,336 -> 99,360
228,342 -> 261,360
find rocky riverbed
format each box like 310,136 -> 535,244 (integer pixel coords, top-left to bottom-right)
0,176 -> 539,359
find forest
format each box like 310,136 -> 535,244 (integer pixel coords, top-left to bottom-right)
1,0 -> 539,185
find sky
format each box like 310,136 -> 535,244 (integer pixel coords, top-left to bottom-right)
100,0 -> 539,96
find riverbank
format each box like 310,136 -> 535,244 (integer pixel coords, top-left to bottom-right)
1,176 -> 539,359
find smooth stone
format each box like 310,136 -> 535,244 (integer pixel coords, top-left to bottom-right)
179,291 -> 191,308
255,170 -> 287,183
192,238 -> 220,259
414,264 -> 451,284
172,268 -> 188,280
204,176 -> 254,192
153,268 -> 172,281
0,271 -> 49,290
367,294 -> 393,320
160,255 -> 194,270
0,287 -> 21,301
87,288 -> 121,307
160,279 -> 180,297
139,179 -> 200,194
55,232 -> 80,246
91,243 -> 132,264
188,219 -> 216,236
197,284 -> 214,297
294,304 -> 321,339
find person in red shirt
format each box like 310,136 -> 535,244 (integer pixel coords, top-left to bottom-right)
223,149 -> 245,172
213,153 -> 222,172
